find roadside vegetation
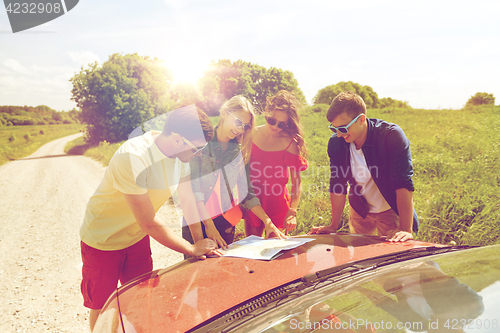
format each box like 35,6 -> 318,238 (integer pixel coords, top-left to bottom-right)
298,104 -> 500,246
65,104 -> 500,247
65,136 -> 122,166
0,124 -> 83,166
0,105 -> 79,126
0,104 -> 82,166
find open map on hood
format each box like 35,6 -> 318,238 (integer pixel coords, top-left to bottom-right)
222,235 -> 315,260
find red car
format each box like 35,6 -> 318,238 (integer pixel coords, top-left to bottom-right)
93,234 -> 497,333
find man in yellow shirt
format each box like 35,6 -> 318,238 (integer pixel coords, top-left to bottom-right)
79,106 -> 219,331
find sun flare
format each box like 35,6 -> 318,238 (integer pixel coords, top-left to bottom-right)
164,57 -> 208,86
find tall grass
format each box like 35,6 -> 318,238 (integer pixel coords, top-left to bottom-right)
65,136 -> 123,166
297,105 -> 500,246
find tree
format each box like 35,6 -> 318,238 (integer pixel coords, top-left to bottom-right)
70,53 -> 174,143
313,81 -> 379,108
312,81 -> 413,109
378,97 -> 411,109
253,66 -> 306,111
170,82 -> 204,109
67,108 -> 81,123
465,92 -> 495,107
198,60 -> 306,115
313,84 -> 344,105
52,110 -> 63,122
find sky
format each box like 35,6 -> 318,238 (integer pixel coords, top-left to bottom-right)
0,0 -> 499,111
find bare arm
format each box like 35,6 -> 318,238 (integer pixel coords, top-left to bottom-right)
249,205 -> 286,239
386,188 -> 414,242
123,192 -> 216,258
330,193 -> 346,231
282,168 -> 301,233
177,175 -> 205,243
196,200 -> 229,249
309,193 -> 346,234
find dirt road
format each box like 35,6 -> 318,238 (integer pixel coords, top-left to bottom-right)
0,134 -> 183,333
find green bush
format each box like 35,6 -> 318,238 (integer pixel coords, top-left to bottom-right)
23,133 -> 31,141
8,134 -> 16,142
465,92 -> 495,107
308,104 -> 329,114
84,140 -> 124,166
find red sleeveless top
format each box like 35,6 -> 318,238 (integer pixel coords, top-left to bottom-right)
244,141 -> 308,228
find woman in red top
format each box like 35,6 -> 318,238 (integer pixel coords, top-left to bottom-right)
244,90 -> 309,237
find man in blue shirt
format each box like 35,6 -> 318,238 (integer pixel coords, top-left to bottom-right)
310,91 -> 418,242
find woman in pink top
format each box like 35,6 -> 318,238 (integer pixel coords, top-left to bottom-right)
244,90 -> 309,237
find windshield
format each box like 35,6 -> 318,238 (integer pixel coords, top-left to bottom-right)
239,246 -> 500,333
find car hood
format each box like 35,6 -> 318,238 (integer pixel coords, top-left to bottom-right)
94,234 -> 441,333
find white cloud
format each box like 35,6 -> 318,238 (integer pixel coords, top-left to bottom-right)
0,73 -> 76,110
3,59 -> 31,75
67,51 -> 100,67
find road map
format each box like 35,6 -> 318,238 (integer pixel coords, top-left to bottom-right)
222,235 -> 315,260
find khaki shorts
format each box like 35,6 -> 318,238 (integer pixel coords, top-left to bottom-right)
348,206 -> 399,236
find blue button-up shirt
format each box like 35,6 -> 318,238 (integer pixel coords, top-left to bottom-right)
328,118 -> 419,232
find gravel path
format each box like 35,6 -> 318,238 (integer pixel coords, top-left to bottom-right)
0,134 -> 184,333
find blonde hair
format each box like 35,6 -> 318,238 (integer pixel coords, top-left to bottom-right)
216,95 -> 256,164
265,90 -> 308,158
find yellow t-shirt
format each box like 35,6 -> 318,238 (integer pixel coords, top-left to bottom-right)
80,131 -> 190,251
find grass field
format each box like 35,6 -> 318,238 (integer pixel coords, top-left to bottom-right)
297,105 -> 500,246
0,124 -> 83,166
67,105 -> 500,246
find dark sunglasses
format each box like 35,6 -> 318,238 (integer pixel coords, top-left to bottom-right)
265,116 -> 288,129
328,113 -> 363,134
227,111 -> 252,131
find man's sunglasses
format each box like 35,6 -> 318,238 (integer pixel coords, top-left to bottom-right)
227,111 -> 252,131
265,116 -> 288,129
328,113 -> 363,134
173,133 -> 208,155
